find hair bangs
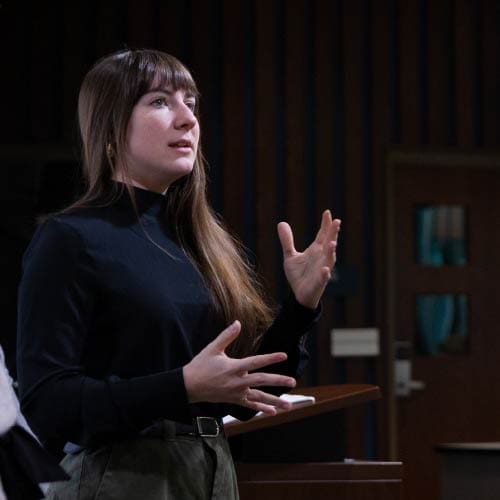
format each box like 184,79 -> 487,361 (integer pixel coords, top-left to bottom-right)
136,51 -> 199,101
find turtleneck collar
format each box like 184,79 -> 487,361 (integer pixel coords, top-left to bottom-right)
112,182 -> 167,218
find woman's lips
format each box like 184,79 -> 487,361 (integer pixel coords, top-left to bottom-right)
168,140 -> 193,154
169,147 -> 192,155
169,140 -> 192,148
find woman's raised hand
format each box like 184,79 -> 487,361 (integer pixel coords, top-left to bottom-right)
278,210 -> 341,310
183,321 -> 295,415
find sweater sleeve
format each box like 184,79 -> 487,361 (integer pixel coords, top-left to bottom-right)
16,218 -> 191,450
257,293 -> 321,378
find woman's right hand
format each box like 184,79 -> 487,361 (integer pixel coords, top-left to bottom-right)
183,321 -> 296,415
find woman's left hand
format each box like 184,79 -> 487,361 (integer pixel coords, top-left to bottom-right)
278,210 -> 341,310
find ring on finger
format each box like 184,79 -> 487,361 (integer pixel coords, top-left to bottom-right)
240,389 -> 250,403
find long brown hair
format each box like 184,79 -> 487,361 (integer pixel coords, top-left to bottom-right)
75,48 -> 274,356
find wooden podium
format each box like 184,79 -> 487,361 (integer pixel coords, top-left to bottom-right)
225,385 -> 403,500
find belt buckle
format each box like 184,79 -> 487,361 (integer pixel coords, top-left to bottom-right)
194,416 -> 220,438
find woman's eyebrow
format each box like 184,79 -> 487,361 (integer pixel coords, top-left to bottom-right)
148,87 -> 173,95
147,87 -> 196,99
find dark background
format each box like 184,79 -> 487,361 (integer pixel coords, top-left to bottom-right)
1,0 -> 498,461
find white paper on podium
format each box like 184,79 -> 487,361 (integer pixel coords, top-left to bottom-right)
222,393 -> 316,425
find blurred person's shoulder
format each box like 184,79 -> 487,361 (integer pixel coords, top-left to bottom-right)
0,345 -> 18,436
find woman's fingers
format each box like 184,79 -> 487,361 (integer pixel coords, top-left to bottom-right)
328,218 -> 341,243
184,321 -> 298,406
320,219 -> 340,269
239,389 -> 292,415
277,222 -> 295,258
235,352 -> 295,389
238,351 -> 288,372
323,240 -> 337,269
243,371 -> 296,389
239,398 -> 279,416
205,320 -> 241,353
315,209 -> 332,244
246,389 -> 292,410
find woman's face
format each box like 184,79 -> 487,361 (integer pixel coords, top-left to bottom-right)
116,86 -> 200,193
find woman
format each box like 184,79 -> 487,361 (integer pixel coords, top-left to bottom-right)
17,49 -> 340,499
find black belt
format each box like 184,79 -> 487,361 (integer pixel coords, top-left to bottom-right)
176,417 -> 222,438
143,417 -> 223,439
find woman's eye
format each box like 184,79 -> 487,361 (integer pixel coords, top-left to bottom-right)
185,101 -> 196,112
151,97 -> 167,107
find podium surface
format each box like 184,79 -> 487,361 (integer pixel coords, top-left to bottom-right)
226,383 -> 381,437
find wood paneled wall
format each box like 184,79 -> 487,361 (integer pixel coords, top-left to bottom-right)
1,0 -> 499,459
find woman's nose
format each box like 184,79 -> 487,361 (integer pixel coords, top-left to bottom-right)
174,104 -> 197,130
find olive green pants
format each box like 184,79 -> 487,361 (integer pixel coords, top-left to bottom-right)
45,430 -> 239,499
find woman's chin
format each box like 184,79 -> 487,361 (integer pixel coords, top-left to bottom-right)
154,165 -> 194,191
168,165 -> 194,181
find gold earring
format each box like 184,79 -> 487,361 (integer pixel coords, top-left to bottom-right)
106,143 -> 115,159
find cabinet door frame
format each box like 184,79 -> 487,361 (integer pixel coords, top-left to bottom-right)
383,149 -> 500,459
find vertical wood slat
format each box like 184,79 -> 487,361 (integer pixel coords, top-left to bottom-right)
343,0 -> 366,458
343,0 -> 365,327
0,1 -> 30,141
314,0 -> 336,225
157,0 -> 189,59
222,0 -> 246,235
284,0 -> 307,250
95,0 -> 126,57
314,0 -> 337,385
242,6 -> 257,252
255,0 -> 279,296
481,0 -> 498,146
62,2 -> 94,144
190,0 -> 224,212
427,0 -> 451,145
398,0 -> 420,145
127,0 -> 156,49
190,1 -> 216,113
30,1 -> 62,142
455,0 -> 476,146
371,0 -> 394,459
303,1 -> 317,246
190,0 -> 220,209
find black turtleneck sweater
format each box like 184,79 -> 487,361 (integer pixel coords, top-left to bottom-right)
16,186 -> 319,453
